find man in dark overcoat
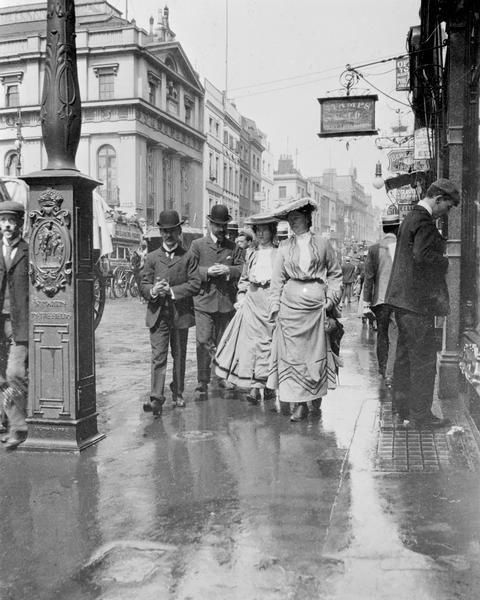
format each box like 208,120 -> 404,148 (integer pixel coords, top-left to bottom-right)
189,204 -> 244,401
0,201 -> 29,449
385,179 -> 460,429
140,210 -> 200,416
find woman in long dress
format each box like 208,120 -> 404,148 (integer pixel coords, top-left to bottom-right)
267,198 -> 343,422
214,215 -> 278,403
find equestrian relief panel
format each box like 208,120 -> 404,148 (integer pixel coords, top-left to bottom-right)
29,188 -> 72,297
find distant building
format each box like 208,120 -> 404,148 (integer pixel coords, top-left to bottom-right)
0,1 -> 205,226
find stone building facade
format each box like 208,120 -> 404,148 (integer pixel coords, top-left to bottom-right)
0,0 -> 205,227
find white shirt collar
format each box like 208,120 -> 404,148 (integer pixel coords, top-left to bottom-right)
210,232 -> 218,244
163,243 -> 178,254
417,199 -> 433,215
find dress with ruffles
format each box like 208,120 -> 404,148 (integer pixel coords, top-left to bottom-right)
266,232 -> 343,404
214,246 -> 277,388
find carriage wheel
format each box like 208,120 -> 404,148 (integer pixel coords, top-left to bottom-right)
112,267 -> 128,298
128,272 -> 139,298
93,266 -> 106,329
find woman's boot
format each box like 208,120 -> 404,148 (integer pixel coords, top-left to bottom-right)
290,403 -> 308,422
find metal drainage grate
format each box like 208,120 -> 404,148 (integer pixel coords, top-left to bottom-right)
375,427 -> 450,472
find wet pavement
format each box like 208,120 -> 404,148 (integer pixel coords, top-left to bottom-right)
1,298 -> 480,599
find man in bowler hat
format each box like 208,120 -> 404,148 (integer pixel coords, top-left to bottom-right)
386,178 -> 460,429
140,210 -> 201,416
189,204 -> 244,401
0,201 -> 29,449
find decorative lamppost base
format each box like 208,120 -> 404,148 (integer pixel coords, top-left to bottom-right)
21,416 -> 105,453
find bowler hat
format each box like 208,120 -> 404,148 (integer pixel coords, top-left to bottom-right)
0,200 -> 24,216
157,210 -> 184,229
207,204 -> 232,224
427,178 -> 461,205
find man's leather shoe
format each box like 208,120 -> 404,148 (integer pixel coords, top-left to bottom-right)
406,416 -> 451,430
5,430 -> 27,450
143,401 -> 153,412
173,394 -> 186,408
290,403 -> 308,422
194,384 -> 208,402
0,422 -> 7,434
151,398 -> 164,417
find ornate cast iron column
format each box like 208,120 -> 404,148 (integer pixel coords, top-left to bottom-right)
22,0 -> 104,451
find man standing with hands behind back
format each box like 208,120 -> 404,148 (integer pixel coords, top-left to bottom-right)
385,178 -> 460,429
189,204 -> 244,401
140,210 -> 200,416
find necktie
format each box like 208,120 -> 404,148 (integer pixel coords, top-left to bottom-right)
3,245 -> 12,270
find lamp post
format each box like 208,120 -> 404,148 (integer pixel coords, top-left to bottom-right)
372,161 -> 384,189
14,107 -> 23,176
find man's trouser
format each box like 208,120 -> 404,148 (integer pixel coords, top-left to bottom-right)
373,304 -> 398,379
195,310 -> 234,384
393,309 -> 437,421
150,317 -> 189,401
0,316 -> 28,435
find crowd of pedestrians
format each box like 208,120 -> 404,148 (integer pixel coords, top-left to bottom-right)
138,178 -> 461,430
141,197 -> 343,422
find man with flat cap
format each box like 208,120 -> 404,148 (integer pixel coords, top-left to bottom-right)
0,200 -> 29,450
189,204 -> 244,401
140,210 -> 201,416
363,211 -> 401,387
385,178 -> 461,429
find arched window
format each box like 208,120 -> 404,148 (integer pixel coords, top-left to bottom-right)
4,150 -> 19,176
97,145 -> 118,206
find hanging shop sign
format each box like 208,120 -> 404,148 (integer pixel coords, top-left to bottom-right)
387,147 -> 414,173
395,57 -> 410,91
317,95 -> 378,138
414,127 -> 433,160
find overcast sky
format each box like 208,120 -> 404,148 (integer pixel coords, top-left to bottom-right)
4,0 -> 421,207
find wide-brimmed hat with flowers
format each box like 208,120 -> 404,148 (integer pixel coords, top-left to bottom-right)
273,197 -> 318,220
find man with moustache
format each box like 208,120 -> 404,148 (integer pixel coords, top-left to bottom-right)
140,210 -> 200,416
189,204 -> 244,401
0,201 -> 29,450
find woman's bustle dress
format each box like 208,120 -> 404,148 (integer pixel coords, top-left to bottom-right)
214,245 -> 277,389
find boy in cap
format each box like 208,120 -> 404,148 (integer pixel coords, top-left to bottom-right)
0,200 -> 29,449
363,212 -> 401,387
385,178 -> 460,429
140,210 -> 201,415
189,204 -> 244,400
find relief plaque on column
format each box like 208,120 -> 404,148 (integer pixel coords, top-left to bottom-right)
21,0 -> 104,451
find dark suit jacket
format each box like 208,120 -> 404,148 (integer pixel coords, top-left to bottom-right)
140,245 -> 201,329
189,235 -> 244,313
0,239 -> 29,342
385,205 -> 449,316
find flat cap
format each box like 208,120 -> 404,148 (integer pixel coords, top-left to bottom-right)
0,200 -> 25,216
427,178 -> 461,205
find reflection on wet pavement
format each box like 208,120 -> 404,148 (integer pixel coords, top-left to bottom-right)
0,298 -> 479,599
